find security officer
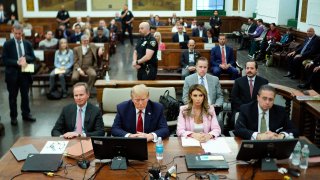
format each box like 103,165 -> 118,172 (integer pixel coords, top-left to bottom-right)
132,22 -> 158,80
121,4 -> 134,45
56,5 -> 70,28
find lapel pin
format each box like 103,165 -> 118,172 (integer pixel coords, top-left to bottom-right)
148,112 -> 151,115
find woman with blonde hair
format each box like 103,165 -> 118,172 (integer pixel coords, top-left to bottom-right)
49,38 -> 74,98
177,84 -> 221,142
154,31 -> 165,50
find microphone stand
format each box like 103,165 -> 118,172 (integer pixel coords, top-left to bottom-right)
77,137 -> 90,169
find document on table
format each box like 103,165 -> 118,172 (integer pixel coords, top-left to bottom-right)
181,137 -> 201,147
201,137 -> 231,154
54,68 -> 66,74
40,141 -> 68,154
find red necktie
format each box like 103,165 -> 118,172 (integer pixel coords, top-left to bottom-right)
249,79 -> 253,98
76,108 -> 82,134
221,46 -> 226,64
137,111 -> 143,132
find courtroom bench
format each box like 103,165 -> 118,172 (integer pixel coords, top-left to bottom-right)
31,43 -> 110,91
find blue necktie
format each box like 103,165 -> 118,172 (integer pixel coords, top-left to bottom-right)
200,77 -> 205,86
301,38 -> 311,54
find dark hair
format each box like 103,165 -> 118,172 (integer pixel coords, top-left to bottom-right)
258,85 -> 276,96
257,19 -> 263,23
270,23 -> 276,27
248,17 -> 254,21
97,26 -> 104,31
150,26 -> 157,31
246,60 -> 258,69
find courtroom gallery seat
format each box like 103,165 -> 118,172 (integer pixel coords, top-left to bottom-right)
101,87 -> 177,134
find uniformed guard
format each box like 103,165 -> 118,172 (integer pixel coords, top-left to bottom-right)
56,5 -> 70,28
121,4 -> 134,45
132,22 -> 158,80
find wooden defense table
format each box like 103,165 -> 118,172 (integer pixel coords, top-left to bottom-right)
1,136 -> 319,179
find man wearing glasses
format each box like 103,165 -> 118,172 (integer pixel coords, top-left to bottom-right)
111,84 -> 170,142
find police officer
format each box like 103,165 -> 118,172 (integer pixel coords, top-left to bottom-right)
56,5 -> 70,28
132,22 -> 158,80
121,4 -> 134,45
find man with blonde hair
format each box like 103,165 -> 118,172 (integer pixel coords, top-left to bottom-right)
112,84 -> 169,142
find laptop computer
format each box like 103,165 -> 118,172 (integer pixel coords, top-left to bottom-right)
10,144 -> 39,161
185,154 -> 229,170
21,154 -> 63,172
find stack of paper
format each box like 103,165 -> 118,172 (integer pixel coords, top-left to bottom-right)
40,141 -> 68,154
181,137 -> 201,147
201,138 -> 231,154
65,139 -> 93,159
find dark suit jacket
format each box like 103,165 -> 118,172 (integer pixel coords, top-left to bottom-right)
152,21 -> 165,27
210,45 -> 235,70
231,75 -> 269,111
296,35 -> 320,59
234,101 -> 298,140
92,35 -> 109,43
247,23 -> 257,34
51,103 -> 105,137
192,28 -> 207,37
172,32 -> 189,43
2,38 -> 35,83
209,16 -> 222,28
111,100 -> 170,138
180,49 -> 201,68
203,37 -> 218,43
107,24 -> 118,33
68,33 -> 83,43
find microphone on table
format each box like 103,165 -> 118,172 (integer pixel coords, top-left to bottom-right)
77,137 -> 90,169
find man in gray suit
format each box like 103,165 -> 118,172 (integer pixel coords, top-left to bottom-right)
182,57 -> 224,114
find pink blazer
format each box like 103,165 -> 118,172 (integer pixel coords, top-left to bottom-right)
158,42 -> 166,51
176,105 -> 221,138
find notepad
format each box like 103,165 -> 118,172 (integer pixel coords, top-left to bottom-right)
40,141 -> 68,154
54,68 -> 66,74
21,64 -> 34,73
181,137 -> 201,147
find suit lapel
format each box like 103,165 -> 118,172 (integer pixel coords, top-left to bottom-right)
71,105 -> 77,129
252,102 -> 259,130
242,77 -> 251,99
144,102 -> 152,133
84,104 -> 91,129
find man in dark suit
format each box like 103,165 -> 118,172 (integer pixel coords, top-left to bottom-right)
181,39 -> 201,79
51,82 -> 105,138
192,22 -> 207,38
231,61 -> 269,112
210,34 -> 239,79
234,85 -> 298,140
111,84 -> 170,142
153,15 -> 165,27
68,23 -> 83,43
92,26 -> 109,43
172,25 -> 190,43
284,27 -> 320,79
238,18 -> 257,50
3,24 -> 36,125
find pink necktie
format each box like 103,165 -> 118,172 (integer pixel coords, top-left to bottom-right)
76,108 -> 82,134
249,79 -> 253,97
137,111 -> 143,132
221,46 -> 226,64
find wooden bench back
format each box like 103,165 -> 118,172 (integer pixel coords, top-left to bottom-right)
162,36 -> 203,43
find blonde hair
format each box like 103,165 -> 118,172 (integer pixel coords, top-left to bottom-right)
131,84 -> 149,98
154,31 -> 162,43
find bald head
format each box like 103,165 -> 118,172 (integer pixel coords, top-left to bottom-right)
188,39 -> 195,50
307,27 -> 315,37
139,22 -> 150,36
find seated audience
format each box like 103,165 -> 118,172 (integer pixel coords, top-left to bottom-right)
56,23 -> 71,39
171,21 -> 186,33
51,82 -> 105,138
111,84 -> 170,142
85,15 -> 91,24
172,25 -> 189,43
154,31 -> 165,60
179,17 -> 188,27
92,26 -> 109,43
38,30 -> 58,49
234,85 -> 298,140
7,14 -> 19,26
183,57 -> 224,113
298,54 -> 320,92
189,18 -> 197,29
71,34 -> 104,92
168,13 -> 178,26
49,38 -> 73,98
0,4 -> 8,24
284,27 -> 320,79
210,34 -> 239,79
72,16 -> 85,30
69,24 -> 83,43
249,23 -> 269,59
107,19 -> 118,33
247,19 -> 264,57
93,19 -> 110,39
152,15 -> 165,26
231,61 -> 269,112
192,22 -> 207,38
203,29 -> 217,43
181,39 -> 200,79
177,84 -> 221,142
148,13 -> 155,25
238,18 -> 257,50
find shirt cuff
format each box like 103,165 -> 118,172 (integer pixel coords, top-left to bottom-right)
280,132 -> 288,138
82,133 -> 86,137
151,132 -> 157,142
251,132 -> 258,140
125,133 -> 131,138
